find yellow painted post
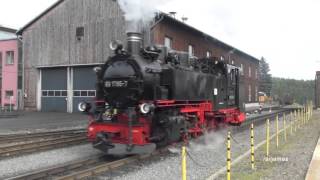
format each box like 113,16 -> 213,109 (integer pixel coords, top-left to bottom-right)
284,113 -> 287,142
276,114 -> 279,148
250,123 -> 255,170
298,109 -> 301,128
290,111 -> 293,135
227,131 -> 231,180
182,146 -> 187,180
266,119 -> 270,157
308,104 -> 311,121
303,107 -> 306,125
294,110 -> 298,132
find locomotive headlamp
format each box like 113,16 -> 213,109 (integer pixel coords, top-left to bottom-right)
78,102 -> 92,112
140,103 -> 155,114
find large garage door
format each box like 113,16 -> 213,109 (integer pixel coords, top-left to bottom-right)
41,68 -> 68,112
73,66 -> 96,113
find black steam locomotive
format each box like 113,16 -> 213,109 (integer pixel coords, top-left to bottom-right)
80,32 -> 245,155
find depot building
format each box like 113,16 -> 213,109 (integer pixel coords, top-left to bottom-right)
17,0 -> 259,113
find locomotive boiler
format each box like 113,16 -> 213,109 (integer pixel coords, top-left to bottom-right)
79,32 -> 246,155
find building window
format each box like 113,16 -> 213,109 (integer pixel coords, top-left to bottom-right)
206,51 -> 212,58
231,60 -> 234,65
248,66 -> 251,77
255,85 -> 258,101
76,27 -> 84,40
6,51 -> 14,65
5,90 -> 14,99
248,85 -> 252,102
42,90 -> 68,97
220,56 -> 225,61
256,69 -> 258,79
0,52 -> 2,71
164,36 -> 172,49
240,64 -> 244,75
188,45 -> 194,57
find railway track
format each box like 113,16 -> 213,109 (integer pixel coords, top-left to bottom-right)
7,150 -> 163,180
0,129 -> 86,144
0,131 -> 87,159
6,108 -> 299,180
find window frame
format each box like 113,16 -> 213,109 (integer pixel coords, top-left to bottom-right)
248,85 -> 252,102
188,44 -> 194,57
5,90 -> 14,99
164,36 -> 173,49
206,51 -> 212,58
5,51 -> 14,65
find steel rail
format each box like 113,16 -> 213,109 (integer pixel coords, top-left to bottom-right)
0,135 -> 87,159
0,129 -> 86,139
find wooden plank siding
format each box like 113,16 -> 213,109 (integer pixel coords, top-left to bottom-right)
22,0 -> 128,109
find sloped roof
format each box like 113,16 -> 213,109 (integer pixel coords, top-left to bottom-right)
0,26 -> 17,40
159,13 -> 259,62
16,1 -> 259,63
16,0 -> 65,35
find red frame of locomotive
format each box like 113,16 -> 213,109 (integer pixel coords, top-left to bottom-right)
87,100 -> 245,146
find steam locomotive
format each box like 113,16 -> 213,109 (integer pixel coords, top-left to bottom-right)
79,32 -> 246,155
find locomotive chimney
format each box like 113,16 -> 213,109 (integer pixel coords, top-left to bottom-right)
127,32 -> 143,55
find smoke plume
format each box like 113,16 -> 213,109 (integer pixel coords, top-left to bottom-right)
117,0 -> 171,31
168,129 -> 227,154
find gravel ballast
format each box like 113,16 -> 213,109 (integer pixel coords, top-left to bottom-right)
97,111 -> 290,180
0,144 -> 102,179
221,110 -> 320,180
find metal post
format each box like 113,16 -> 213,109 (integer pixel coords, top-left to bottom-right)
294,110 -> 297,132
290,112 -> 293,135
276,114 -> 279,148
250,123 -> 255,170
227,131 -> 231,180
266,119 -> 270,157
284,113 -> 287,141
298,109 -> 301,128
302,107 -> 306,125
182,146 -> 187,180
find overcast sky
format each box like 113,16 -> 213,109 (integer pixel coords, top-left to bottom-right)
0,0 -> 319,80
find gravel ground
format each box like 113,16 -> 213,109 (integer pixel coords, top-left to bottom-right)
222,110 -> 320,180
95,111 -> 287,180
0,144 -> 102,179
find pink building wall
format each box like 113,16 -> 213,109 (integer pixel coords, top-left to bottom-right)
0,39 -> 18,109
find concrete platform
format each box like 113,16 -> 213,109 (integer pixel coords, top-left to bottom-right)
0,111 -> 88,135
305,134 -> 320,180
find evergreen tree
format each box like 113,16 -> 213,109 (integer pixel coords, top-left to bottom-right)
259,57 -> 272,96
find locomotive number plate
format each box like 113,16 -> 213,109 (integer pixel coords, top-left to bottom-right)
105,81 -> 128,88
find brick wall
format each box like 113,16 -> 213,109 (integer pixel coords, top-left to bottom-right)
151,18 -> 259,103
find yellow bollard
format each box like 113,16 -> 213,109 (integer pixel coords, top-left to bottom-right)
276,114 -> 279,148
284,113 -> 287,142
250,123 -> 255,170
303,107 -> 306,125
227,131 -> 231,180
298,109 -> 301,128
266,119 -> 270,157
290,111 -> 293,135
182,146 -> 187,180
294,110 -> 298,132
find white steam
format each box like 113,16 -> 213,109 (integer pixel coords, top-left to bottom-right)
117,0 -> 171,31
188,129 -> 226,152
168,129 -> 227,154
